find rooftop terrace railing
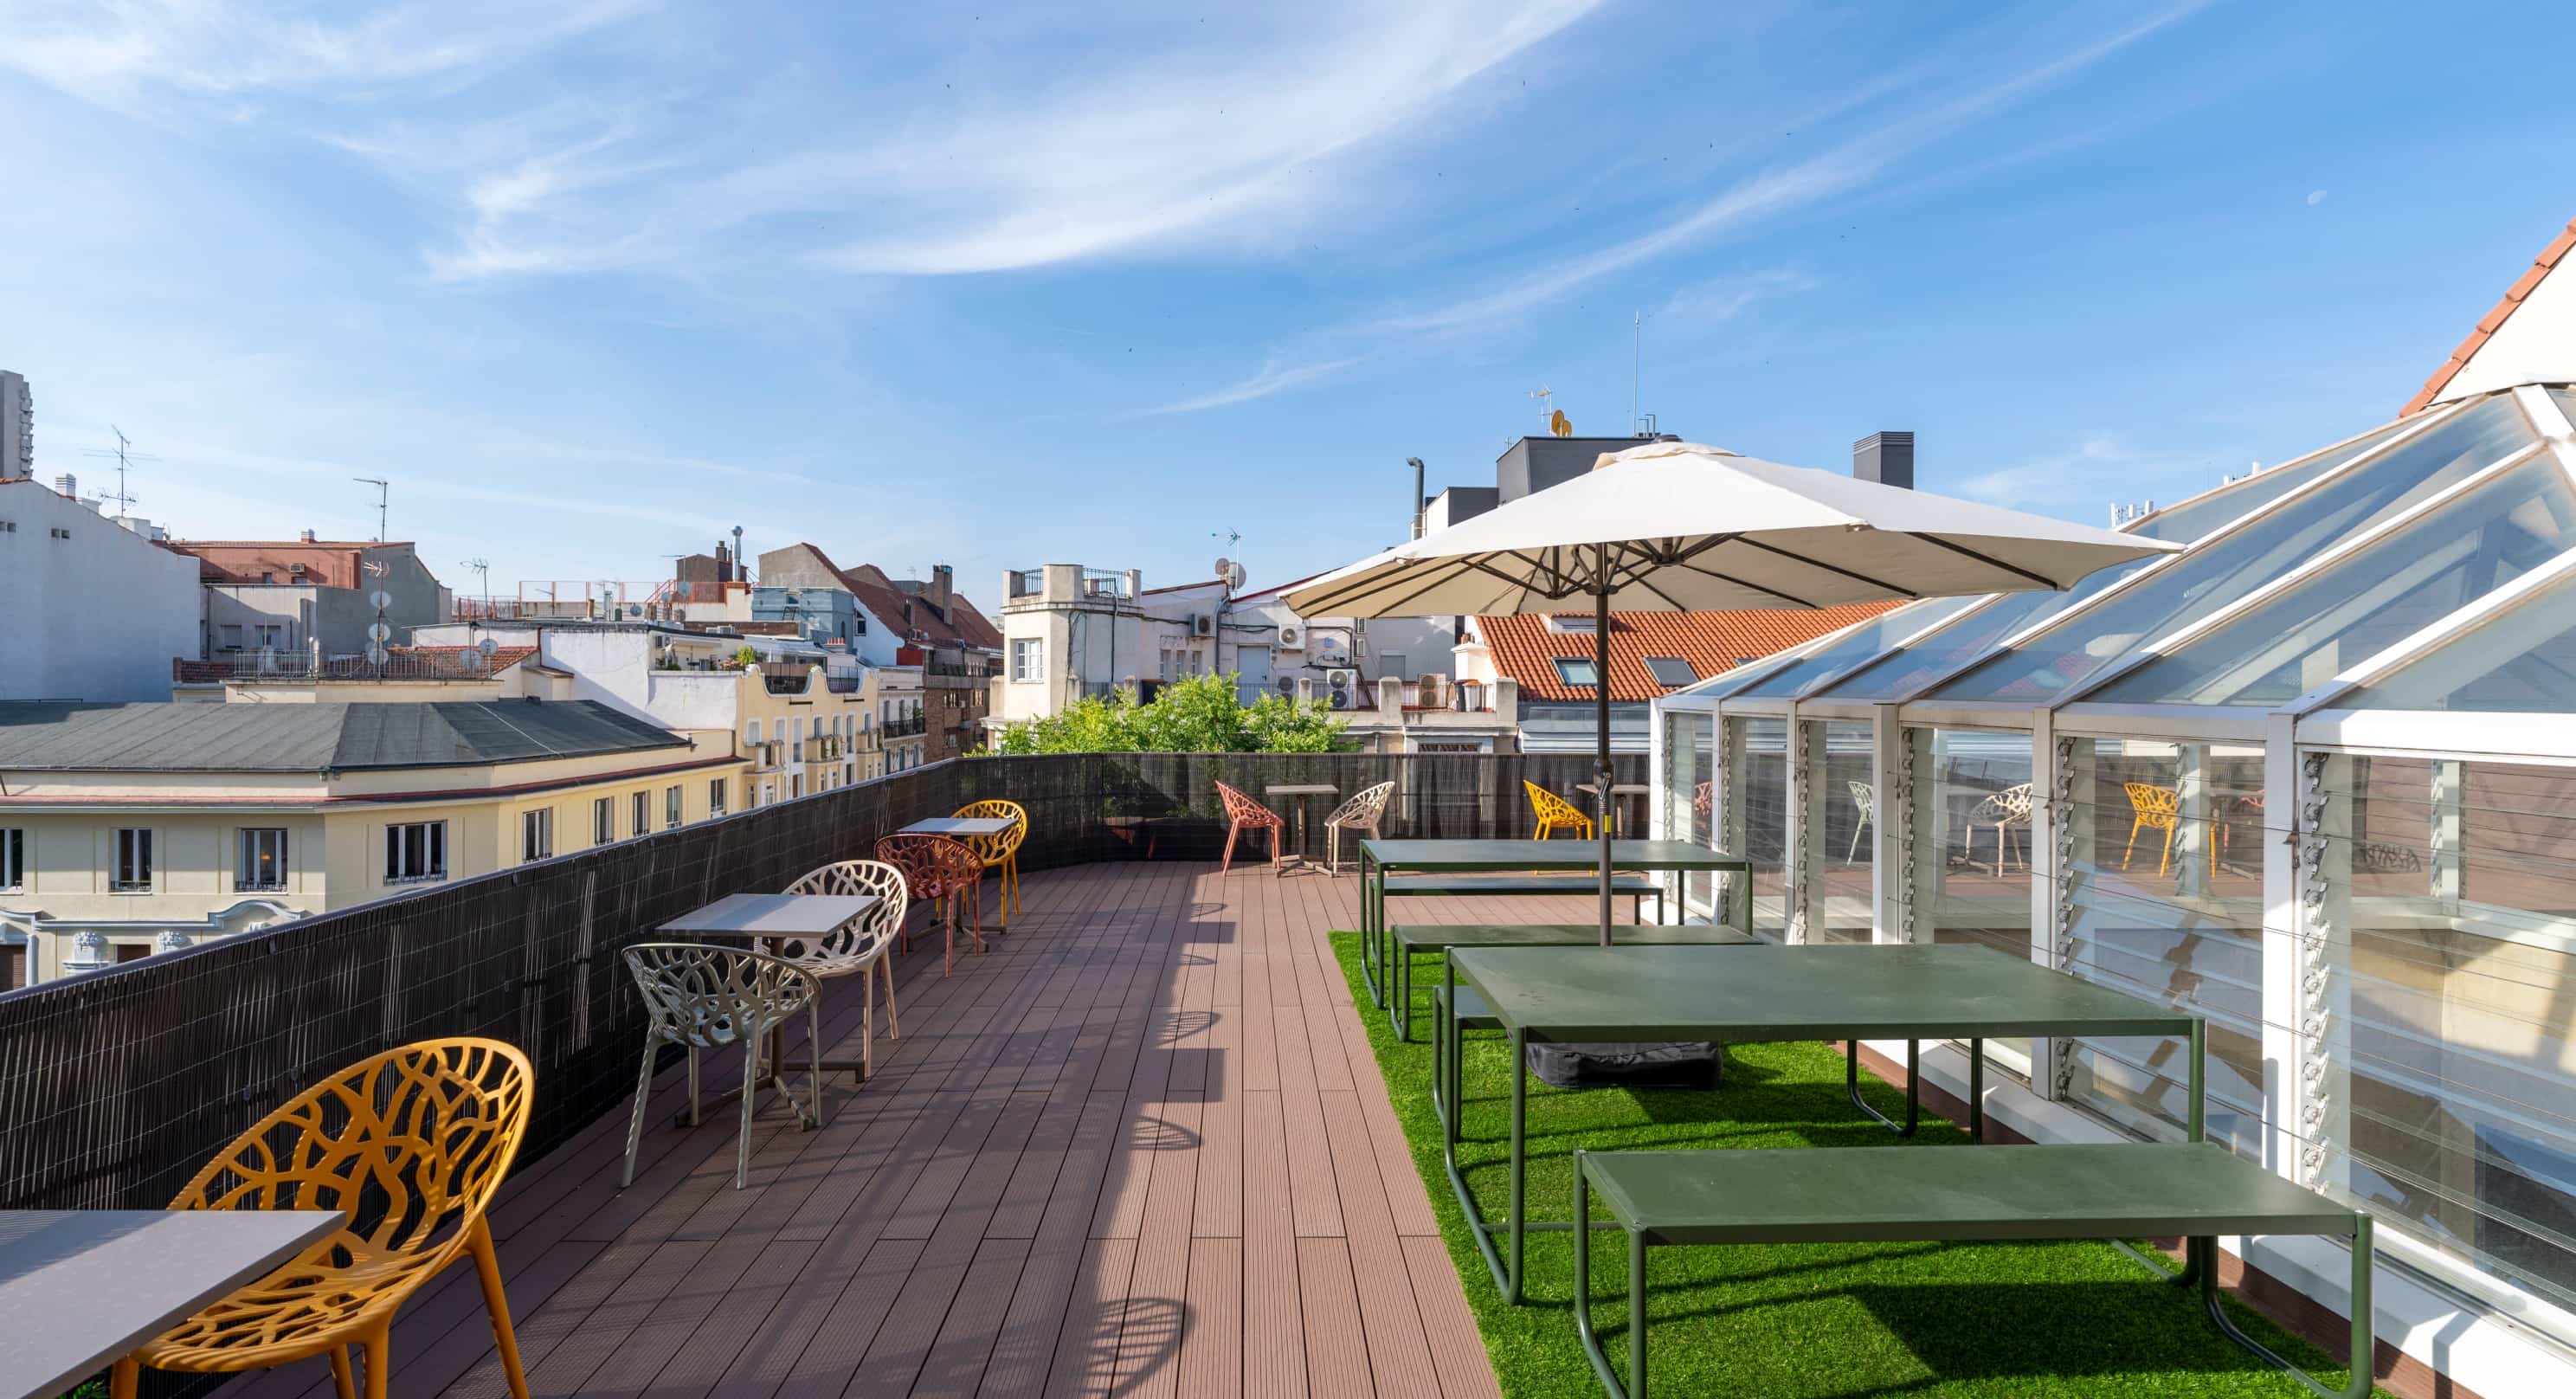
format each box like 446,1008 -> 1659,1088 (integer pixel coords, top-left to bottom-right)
0,751 -> 1642,1226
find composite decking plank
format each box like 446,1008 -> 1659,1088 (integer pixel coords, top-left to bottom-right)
1293,1236 -> 1375,1399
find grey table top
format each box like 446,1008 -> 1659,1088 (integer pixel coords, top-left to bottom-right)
1575,783 -> 1652,796
1361,838 -> 1748,872
1264,783 -> 1341,796
658,893 -> 878,938
1449,943 -> 2196,1043
899,816 -> 1015,837
1578,1143 -> 2353,1245
1390,922 -> 1761,950
0,1209 -> 342,1399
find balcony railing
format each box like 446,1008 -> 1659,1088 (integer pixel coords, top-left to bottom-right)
802,735 -> 841,764
0,752 -> 1640,1222
882,715 -> 927,738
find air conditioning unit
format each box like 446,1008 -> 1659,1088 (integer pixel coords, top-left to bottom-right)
1276,623 -> 1301,648
1324,667 -> 1360,710
1314,633 -> 1347,663
287,562 -> 306,575
1192,614 -> 1214,637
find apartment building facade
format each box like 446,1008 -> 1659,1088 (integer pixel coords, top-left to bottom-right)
168,536 -> 452,660
0,475 -> 201,702
0,699 -> 740,984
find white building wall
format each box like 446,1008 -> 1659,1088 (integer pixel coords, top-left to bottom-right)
0,481 -> 202,701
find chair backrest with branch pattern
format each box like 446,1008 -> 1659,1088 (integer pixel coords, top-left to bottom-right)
1327,780 -> 1395,829
950,799 -> 1029,865
780,859 -> 909,971
1973,782 -> 2035,826
1848,780 -> 1876,824
1214,780 -> 1282,828
1523,780 -> 1587,828
875,833 -> 983,899
164,1038 -> 533,1337
623,943 -> 819,1053
2123,782 -> 2180,828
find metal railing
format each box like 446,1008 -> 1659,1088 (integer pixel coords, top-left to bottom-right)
883,715 -> 928,738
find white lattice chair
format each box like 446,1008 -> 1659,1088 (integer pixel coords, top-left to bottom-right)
781,859 -> 909,1078
1969,782 -> 2036,875
1846,780 -> 1877,861
1323,780 -> 1397,876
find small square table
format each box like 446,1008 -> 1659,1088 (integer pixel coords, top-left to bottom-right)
0,1209 -> 343,1399
1574,782 -> 1653,836
1440,942 -> 2206,1303
1263,783 -> 1340,870
658,893 -> 879,1118
898,817 -> 1017,931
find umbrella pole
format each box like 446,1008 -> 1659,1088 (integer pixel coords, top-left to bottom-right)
1594,551 -> 1613,949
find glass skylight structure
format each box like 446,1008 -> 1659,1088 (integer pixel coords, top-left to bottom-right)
1652,383 -> 2576,1351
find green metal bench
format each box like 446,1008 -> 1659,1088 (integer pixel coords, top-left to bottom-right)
1572,1143 -> 2373,1399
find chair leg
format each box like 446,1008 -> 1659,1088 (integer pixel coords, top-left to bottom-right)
362,1323 -> 390,1399
1271,823 -> 1283,876
2159,822 -> 2176,877
328,1346 -> 356,1399
621,1035 -> 656,1189
111,1357 -> 139,1399
736,1031 -> 760,1189
808,1001 -> 829,1126
882,955 -> 901,1040
2123,817 -> 2144,870
467,1217 -> 531,1399
1008,853 -> 1021,914
686,1046 -> 701,1126
1848,819 -> 1864,861
1220,821 -> 1240,875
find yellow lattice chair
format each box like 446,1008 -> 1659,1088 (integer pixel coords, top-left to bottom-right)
1523,780 -> 1595,840
112,1038 -> 536,1399
2122,781 -> 2182,875
952,799 -> 1029,927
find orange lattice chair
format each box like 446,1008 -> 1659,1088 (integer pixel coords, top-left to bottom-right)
877,833 -> 986,975
112,1038 -> 535,1399
951,798 -> 1030,928
1523,780 -> 1595,840
2122,782 -> 2182,874
1214,780 -> 1285,875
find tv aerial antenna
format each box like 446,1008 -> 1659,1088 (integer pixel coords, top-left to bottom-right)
1209,529 -> 1246,592
81,427 -> 157,515
354,476 -> 389,542
460,558 -> 492,614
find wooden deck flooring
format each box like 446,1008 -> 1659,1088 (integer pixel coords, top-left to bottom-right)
220,859 -> 1626,1399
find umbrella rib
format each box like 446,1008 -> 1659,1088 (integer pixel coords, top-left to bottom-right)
1663,558 -> 1828,609
1736,538 -> 1921,598
1916,534 -> 2064,590
1626,571 -> 1691,612
1372,554 -> 1496,616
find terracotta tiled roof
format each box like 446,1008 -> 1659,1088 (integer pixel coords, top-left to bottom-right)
2402,215 -> 2576,416
1477,604 -> 1902,702
167,541 -> 412,589
782,545 -> 1000,653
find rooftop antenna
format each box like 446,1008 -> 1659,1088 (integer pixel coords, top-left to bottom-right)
80,427 -> 156,516
1529,384 -> 1554,432
354,477 -> 389,542
1632,308 -> 1648,435
460,557 -> 491,616
1209,529 -> 1245,591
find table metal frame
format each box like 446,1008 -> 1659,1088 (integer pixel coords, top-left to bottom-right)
1358,839 -> 1753,1009
1438,944 -> 2207,1305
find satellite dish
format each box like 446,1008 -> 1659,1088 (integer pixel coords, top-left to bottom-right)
1549,409 -> 1573,438
1225,560 -> 1246,591
365,621 -> 393,643
365,645 -> 390,667
477,636 -> 499,657
369,590 -> 393,611
1212,557 -> 1231,582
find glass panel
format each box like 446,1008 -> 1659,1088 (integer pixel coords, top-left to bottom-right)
2128,418 -> 2416,543
1819,581 -> 2122,700
2345,562 -> 2576,711
2056,737 -> 2268,1159
1743,717 -> 1788,940
2555,388 -> 2576,431
1936,397 -> 2536,705
2322,754 -> 2576,1312
1913,728 -> 2036,1073
2094,457 -> 2576,706
1733,596 -> 1979,699
1662,710 -> 1716,917
1812,719 -> 1877,944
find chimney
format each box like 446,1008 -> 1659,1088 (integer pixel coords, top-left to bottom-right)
931,564 -> 954,615
715,541 -> 732,582
1853,431 -> 1914,490
55,471 -> 75,498
299,528 -> 317,543
1407,456 -> 1426,538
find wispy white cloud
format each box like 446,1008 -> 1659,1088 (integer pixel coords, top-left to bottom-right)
1146,354 -> 1368,416
1957,434 -> 2238,515
1657,267 -> 1822,326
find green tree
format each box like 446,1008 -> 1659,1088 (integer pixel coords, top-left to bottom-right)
991,672 -> 1348,754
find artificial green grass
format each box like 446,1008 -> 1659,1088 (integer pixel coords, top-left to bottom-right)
1330,932 -> 2383,1399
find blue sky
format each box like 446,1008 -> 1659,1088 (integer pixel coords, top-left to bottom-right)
0,1 -> 2564,611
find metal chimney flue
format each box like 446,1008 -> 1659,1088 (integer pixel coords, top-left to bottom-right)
1407,456 -> 1426,538
1853,432 -> 1914,490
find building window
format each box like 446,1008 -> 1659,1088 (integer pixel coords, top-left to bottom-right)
0,828 -> 23,892
525,808 -> 555,861
111,828 -> 152,892
709,777 -> 729,816
1010,639 -> 1043,682
666,785 -> 683,829
1552,657 -> 1600,687
592,796 -> 615,845
235,828 -> 287,892
632,790 -> 650,837
1644,656 -> 1698,687
762,781 -> 777,806
386,821 -> 446,883
1543,615 -> 1600,633
789,774 -> 802,800
219,623 -> 243,650
257,624 -> 284,649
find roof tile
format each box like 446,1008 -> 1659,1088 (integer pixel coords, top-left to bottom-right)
1477,603 -> 1900,703
2404,214 -> 2576,416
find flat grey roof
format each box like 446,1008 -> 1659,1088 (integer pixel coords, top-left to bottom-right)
0,700 -> 690,772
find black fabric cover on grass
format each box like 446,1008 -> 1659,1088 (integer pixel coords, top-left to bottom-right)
1525,1041 -> 1724,1089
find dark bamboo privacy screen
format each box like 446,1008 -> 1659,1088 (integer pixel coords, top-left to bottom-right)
0,751 -> 1645,1221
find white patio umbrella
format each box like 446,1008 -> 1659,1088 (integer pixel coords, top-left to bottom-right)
1285,437 -> 2180,945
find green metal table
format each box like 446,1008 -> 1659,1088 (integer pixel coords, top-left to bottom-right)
1572,1144 -> 2371,1399
1388,920 -> 1761,1061
1357,838 -> 1752,1008
1441,942 -> 2206,1304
